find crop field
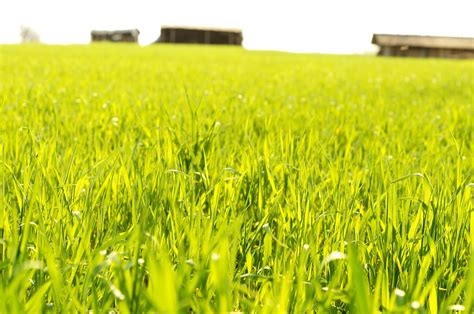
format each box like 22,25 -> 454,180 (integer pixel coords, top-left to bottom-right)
0,44 -> 473,312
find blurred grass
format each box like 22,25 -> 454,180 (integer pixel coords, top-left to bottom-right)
0,43 -> 473,312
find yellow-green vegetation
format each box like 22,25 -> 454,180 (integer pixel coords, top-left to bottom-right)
0,44 -> 473,312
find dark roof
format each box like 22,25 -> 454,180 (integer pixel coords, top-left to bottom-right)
91,29 -> 140,35
372,34 -> 474,50
160,25 -> 242,34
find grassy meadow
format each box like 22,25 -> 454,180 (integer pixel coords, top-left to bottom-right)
0,44 -> 473,312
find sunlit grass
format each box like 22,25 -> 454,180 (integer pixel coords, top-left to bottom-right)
0,44 -> 473,312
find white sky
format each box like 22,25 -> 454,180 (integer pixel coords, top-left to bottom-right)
1,0 -> 473,53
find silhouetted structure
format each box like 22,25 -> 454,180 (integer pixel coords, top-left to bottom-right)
91,29 -> 139,43
157,26 -> 243,45
372,34 -> 474,59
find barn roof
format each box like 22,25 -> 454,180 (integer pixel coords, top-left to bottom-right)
372,34 -> 474,50
161,25 -> 242,34
91,29 -> 140,35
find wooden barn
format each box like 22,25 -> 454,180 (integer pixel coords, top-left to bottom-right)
372,34 -> 474,59
91,29 -> 140,43
157,26 -> 243,45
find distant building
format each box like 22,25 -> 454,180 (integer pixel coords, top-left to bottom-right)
91,29 -> 139,43
157,26 -> 243,45
372,34 -> 474,59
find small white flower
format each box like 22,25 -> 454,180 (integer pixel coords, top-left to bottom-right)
321,251 -> 346,266
447,305 -> 465,311
137,258 -> 145,265
110,283 -> 125,300
111,117 -> 119,126
211,253 -> 220,261
303,244 -> 310,250
394,288 -> 406,297
411,301 -> 421,309
100,250 -> 107,256
72,211 -> 81,222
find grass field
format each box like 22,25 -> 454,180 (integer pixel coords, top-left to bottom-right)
0,44 -> 473,312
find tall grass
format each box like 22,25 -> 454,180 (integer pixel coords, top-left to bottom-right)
0,44 -> 473,312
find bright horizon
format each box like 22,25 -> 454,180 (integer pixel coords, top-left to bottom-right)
1,0 -> 474,54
